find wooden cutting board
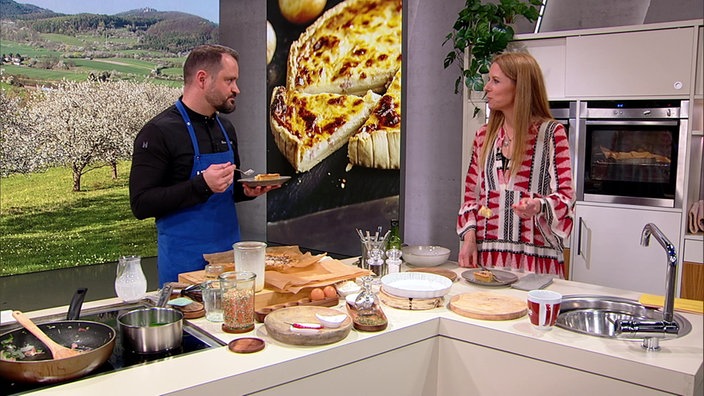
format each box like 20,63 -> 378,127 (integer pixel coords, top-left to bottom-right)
449,292 -> 527,320
264,306 -> 352,346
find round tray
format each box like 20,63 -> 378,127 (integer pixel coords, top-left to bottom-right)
378,287 -> 444,310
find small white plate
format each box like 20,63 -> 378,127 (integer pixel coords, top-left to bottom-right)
238,175 -> 291,186
380,272 -> 452,299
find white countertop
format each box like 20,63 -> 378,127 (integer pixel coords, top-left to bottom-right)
12,262 -> 704,395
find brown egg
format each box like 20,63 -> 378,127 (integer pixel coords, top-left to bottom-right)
310,288 -> 325,301
323,285 -> 337,298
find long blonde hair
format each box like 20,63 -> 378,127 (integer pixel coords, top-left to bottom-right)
479,52 -> 553,176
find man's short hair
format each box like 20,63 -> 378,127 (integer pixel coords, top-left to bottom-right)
183,44 -> 240,85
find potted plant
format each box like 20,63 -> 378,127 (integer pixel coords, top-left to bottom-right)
443,0 -> 543,117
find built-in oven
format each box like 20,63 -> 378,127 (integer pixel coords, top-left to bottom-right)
572,100 -> 689,208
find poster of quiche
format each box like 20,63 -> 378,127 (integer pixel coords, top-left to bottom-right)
268,0 -> 402,173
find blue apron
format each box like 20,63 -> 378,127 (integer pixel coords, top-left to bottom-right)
155,100 -> 241,285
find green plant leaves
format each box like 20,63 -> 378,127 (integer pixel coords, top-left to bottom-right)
443,0 -> 543,115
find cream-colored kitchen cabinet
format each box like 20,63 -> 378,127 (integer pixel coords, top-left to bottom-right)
565,28 -> 695,98
570,203 -> 682,295
438,338 -> 667,395
250,338 -> 439,395
510,37 -> 566,99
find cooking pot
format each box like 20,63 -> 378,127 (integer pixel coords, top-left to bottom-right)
117,285 -> 183,354
0,288 -> 116,384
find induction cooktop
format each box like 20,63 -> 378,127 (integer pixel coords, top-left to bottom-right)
0,300 -> 225,395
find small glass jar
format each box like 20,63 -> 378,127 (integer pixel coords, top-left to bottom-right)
202,280 -> 223,322
219,271 -> 256,333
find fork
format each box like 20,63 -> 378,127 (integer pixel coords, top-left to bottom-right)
235,168 -> 255,177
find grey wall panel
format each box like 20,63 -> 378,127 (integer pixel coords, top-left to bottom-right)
403,0 -> 465,258
220,1 -> 268,241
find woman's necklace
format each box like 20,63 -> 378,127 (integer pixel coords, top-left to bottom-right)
500,126 -> 513,148
502,135 -> 511,148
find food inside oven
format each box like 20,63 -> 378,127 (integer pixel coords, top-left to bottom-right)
591,146 -> 671,183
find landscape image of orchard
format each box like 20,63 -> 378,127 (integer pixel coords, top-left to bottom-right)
0,0 -> 218,275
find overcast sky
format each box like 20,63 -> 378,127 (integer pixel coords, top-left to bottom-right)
19,0 -> 219,24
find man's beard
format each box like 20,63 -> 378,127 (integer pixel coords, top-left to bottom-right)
206,89 -> 236,114
214,96 -> 236,114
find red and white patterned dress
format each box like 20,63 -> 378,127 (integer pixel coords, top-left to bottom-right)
457,121 -> 575,277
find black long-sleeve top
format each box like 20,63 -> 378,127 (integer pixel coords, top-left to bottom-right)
129,102 -> 252,220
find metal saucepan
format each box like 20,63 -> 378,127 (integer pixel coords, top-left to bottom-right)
0,288 -> 116,384
117,284 -> 183,354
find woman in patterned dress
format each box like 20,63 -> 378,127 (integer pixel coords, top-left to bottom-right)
457,52 -> 575,278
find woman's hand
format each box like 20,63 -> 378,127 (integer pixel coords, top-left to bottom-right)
512,197 -> 542,219
458,231 -> 478,268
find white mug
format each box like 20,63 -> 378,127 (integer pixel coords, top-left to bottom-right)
527,290 -> 562,329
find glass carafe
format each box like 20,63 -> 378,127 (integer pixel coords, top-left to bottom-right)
354,276 -> 378,316
114,255 -> 147,302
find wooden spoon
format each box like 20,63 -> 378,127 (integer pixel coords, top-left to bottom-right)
11,310 -> 82,359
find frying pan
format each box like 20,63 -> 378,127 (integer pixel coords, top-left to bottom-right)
0,288 -> 116,384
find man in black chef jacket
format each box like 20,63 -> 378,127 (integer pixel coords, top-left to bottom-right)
129,44 -> 279,286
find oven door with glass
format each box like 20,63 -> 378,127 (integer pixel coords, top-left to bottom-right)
576,101 -> 688,208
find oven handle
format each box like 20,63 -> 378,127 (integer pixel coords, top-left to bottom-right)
585,120 -> 678,127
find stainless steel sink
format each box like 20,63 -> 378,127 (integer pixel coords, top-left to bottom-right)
556,295 -> 692,340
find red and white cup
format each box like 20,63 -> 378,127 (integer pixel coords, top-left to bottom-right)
527,290 -> 562,330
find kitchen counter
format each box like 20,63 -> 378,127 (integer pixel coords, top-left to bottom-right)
13,262 -> 704,395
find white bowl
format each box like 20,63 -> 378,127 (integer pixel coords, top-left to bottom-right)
380,272 -> 452,299
315,312 -> 348,329
402,245 -> 451,267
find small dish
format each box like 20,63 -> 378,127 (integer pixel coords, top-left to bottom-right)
345,293 -> 360,307
315,312 -> 348,329
228,337 -> 265,354
335,280 -> 361,297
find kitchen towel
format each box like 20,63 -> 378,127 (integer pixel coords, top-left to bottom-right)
688,200 -> 704,234
510,273 -> 555,291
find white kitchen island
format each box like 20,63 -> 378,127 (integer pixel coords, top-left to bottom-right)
14,263 -> 704,396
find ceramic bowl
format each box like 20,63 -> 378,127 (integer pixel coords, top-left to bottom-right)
315,312 -> 348,329
401,245 -> 451,267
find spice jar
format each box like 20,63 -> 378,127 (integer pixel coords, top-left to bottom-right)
219,271 -> 256,333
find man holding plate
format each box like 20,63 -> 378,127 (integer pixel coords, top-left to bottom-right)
130,44 -> 281,285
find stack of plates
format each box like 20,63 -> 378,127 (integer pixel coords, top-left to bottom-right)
380,272 -> 453,299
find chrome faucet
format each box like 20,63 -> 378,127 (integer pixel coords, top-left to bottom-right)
615,223 -> 680,351
640,223 -> 677,322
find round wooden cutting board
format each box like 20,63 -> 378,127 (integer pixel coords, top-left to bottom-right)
264,306 -> 352,346
449,292 -> 527,320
